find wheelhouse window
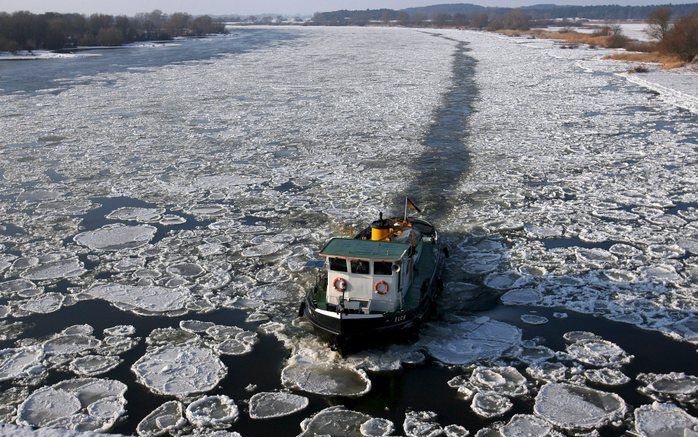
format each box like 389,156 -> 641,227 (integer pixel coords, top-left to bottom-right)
374,262 -> 393,276
329,257 -> 347,272
350,259 -> 369,274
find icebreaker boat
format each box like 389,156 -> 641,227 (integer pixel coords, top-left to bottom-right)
300,200 -> 446,345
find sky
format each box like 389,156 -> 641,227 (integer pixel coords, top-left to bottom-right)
0,0 -> 692,16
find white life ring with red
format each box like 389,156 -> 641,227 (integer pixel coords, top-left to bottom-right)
374,280 -> 389,295
333,277 -> 347,292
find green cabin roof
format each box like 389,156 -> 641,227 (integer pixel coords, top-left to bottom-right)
319,238 -> 409,261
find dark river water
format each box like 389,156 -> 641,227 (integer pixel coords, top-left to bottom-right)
0,28 -> 696,437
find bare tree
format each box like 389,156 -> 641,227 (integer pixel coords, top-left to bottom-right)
645,7 -> 672,41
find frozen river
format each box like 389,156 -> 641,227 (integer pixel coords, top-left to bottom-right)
0,26 -> 696,436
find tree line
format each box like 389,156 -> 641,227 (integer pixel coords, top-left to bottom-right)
311,3 -> 698,27
0,10 -> 226,52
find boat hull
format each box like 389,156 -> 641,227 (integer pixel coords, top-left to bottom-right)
302,274 -> 442,346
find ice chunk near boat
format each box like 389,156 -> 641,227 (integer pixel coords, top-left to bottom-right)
584,368 -> 630,386
484,271 -> 527,290
533,383 -> 626,432
0,347 -> 43,381
637,372 -> 698,406
16,378 -> 127,432
137,400 -> 187,436
69,355 -> 121,376
86,284 -> 188,316
471,392 -> 512,418
566,338 -> 633,368
299,406 -> 371,437
74,224 -> 156,251
633,402 -> 698,437
281,356 -> 371,397
185,395 -> 238,428
21,257 -> 85,281
500,288 -> 542,306
403,410 -> 443,437
521,314 -> 548,325
248,392 -> 309,419
360,417 -> 395,436
419,317 -> 521,365
132,344 -> 226,398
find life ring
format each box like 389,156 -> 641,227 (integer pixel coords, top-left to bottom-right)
374,280 -> 390,295
333,277 -> 347,292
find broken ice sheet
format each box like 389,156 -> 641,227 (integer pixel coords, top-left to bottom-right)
418,316 -> 521,365
248,391 -> 309,419
281,356 -> 371,397
132,344 -> 227,398
16,378 -> 127,432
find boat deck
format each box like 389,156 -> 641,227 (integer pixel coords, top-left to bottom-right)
404,242 -> 436,310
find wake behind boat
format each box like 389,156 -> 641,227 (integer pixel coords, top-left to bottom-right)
300,198 -> 447,347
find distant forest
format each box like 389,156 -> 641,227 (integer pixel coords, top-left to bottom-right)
311,2 -> 698,25
0,10 -> 226,52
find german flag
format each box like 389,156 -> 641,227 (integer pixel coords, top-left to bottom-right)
406,197 -> 421,213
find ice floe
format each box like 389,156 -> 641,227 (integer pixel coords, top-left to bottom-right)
0,347 -> 43,381
86,284 -> 188,315
637,372 -> 698,406
633,401 -> 698,437
69,355 -> 121,376
470,392 -> 512,418
566,338 -> 633,368
360,417 -> 395,436
299,406 -> 371,436
132,344 -> 226,398
16,378 -> 127,432
248,391 -> 308,419
137,400 -> 187,436
281,356 -> 371,397
419,317 -> 521,365
533,383 -> 626,431
74,224 -> 156,251
185,395 -> 238,428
